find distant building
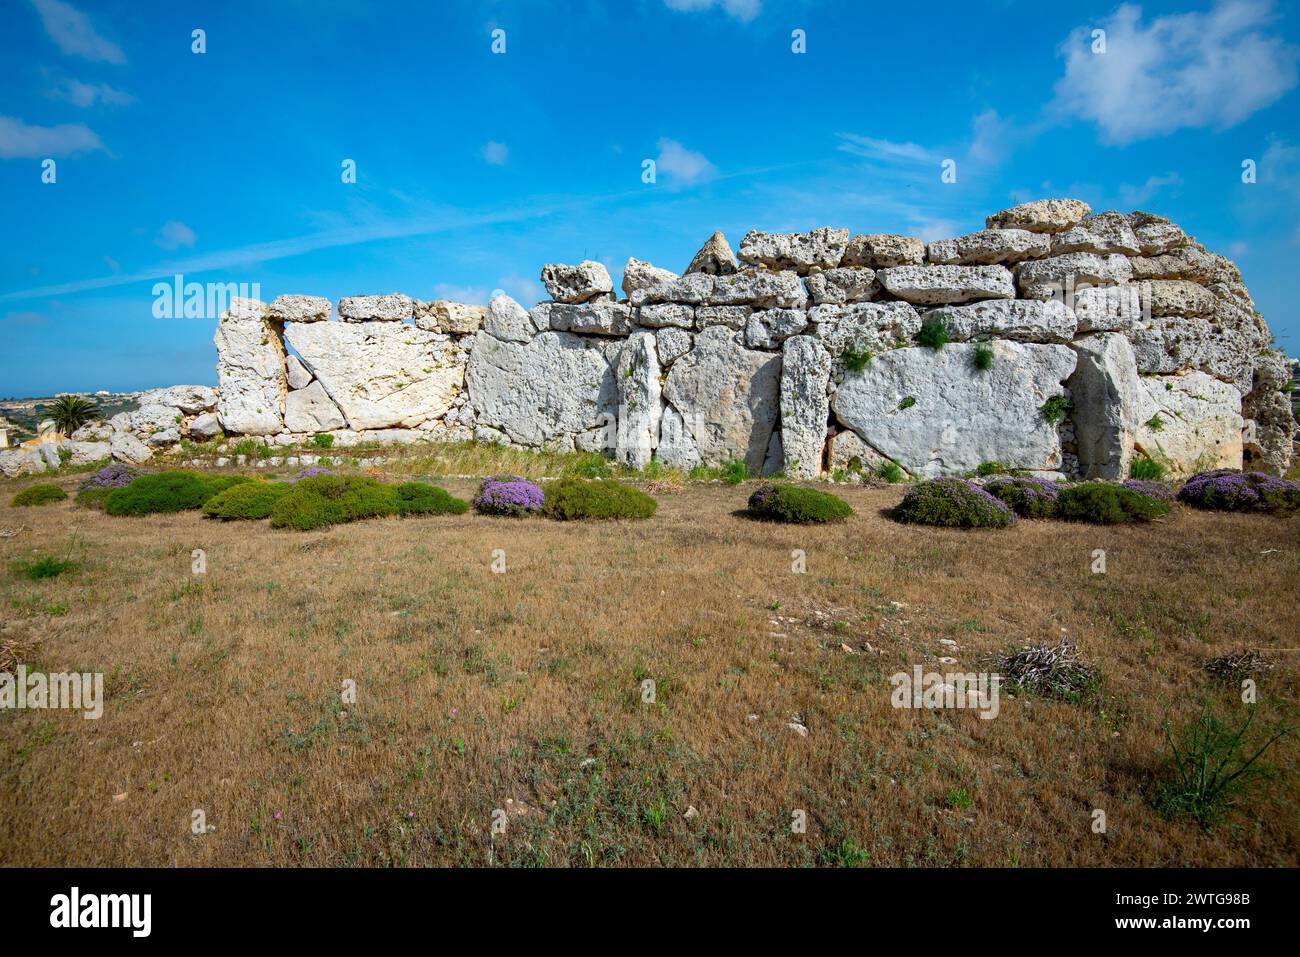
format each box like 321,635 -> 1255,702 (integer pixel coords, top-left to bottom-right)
0,427 -> 8,449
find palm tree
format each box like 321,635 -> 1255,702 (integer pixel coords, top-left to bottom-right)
46,394 -> 100,436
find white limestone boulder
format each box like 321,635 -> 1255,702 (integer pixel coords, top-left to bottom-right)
283,379 -> 348,433
267,295 -> 331,323
615,332 -> 662,469
1015,253 -> 1133,300
804,267 -> 878,305
1126,212 -> 1190,256
622,258 -> 678,297
696,305 -> 751,330
685,231 -> 739,276
630,273 -> 714,306
544,300 -> 634,337
415,300 -> 487,335
63,440 -> 111,465
637,303 -> 695,330
188,411 -> 222,439
831,342 -> 1077,477
923,299 -> 1076,343
285,321 -> 463,430
810,302 -> 921,356
1049,212 -> 1142,256
213,299 -> 286,435
1068,333 -> 1144,479
745,308 -> 808,349
1134,372 -> 1243,476
780,336 -> 832,478
484,294 -> 538,343
841,234 -> 925,269
986,198 -> 1091,233
738,228 -> 849,274
877,264 -> 1015,305
338,294 -> 414,322
466,330 -> 617,448
662,325 -> 782,475
708,270 -> 807,308
655,327 -> 693,366
111,431 -> 153,464
285,354 -> 313,390
927,228 -> 1050,265
540,261 -> 613,304
138,385 -> 217,414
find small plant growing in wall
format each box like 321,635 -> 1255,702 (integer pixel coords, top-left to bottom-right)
1040,395 -> 1072,425
311,432 -> 334,449
877,460 -> 904,483
1130,456 -> 1164,480
915,319 -> 950,350
898,396 -> 916,411
1145,414 -> 1165,432
842,343 -> 873,374
973,344 -> 994,371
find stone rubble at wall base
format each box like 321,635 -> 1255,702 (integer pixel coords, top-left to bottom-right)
5,200 -> 1293,481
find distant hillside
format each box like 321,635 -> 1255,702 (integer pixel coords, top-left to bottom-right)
0,392 -> 143,441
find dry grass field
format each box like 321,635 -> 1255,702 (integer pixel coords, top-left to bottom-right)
1,459 -> 1297,867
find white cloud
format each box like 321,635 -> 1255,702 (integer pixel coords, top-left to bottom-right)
655,138 -> 717,184
0,114 -> 104,158
49,77 -> 133,107
29,0 -> 125,64
494,273 -> 543,306
663,0 -> 761,23
432,282 -> 489,304
836,133 -> 936,165
1052,1 -> 1299,144
1119,172 -> 1183,207
155,221 -> 197,250
481,141 -> 508,166
102,255 -> 120,274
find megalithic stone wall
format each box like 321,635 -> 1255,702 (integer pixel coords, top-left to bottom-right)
206,198 -> 1295,479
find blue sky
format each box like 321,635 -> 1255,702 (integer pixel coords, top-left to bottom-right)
2,0 -> 1299,396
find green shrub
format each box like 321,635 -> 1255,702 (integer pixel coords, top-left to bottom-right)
542,478 -> 657,521
12,483 -> 68,507
394,482 -> 470,516
898,396 -> 916,411
915,319 -> 950,350
746,483 -> 853,524
973,344 -> 994,371
75,487 -> 115,510
984,476 -> 1060,519
1129,456 -> 1165,480
877,460 -> 904,483
722,460 -> 748,485
1145,414 -> 1165,432
842,345 -> 873,373
311,432 -> 335,449
105,471 -> 250,516
1040,395 -> 1073,425
974,460 -> 1009,477
10,554 -> 78,580
569,452 -> 612,479
269,475 -> 399,530
1055,482 -> 1170,524
203,481 -> 293,520
892,478 -> 1015,528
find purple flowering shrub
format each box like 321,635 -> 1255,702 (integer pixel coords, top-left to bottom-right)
1122,479 -> 1175,502
79,462 -> 151,490
473,475 -> 544,516
983,476 -> 1060,518
291,467 -> 336,483
1177,470 -> 1300,513
893,478 -> 1015,528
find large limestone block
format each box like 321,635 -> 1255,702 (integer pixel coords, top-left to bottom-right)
483,294 -> 538,343
213,299 -> 286,435
841,233 -> 925,269
630,273 -> 714,306
637,303 -> 695,330
1130,317 -> 1261,394
285,354 -> 313,390
267,295 -> 330,323
63,440 -> 111,465
804,267 -> 878,304
738,228 -> 848,274
927,228 -> 1050,265
745,308 -> 808,349
540,261 -> 613,303
1073,285 -> 1144,333
655,327 -> 693,366
138,385 -> 217,413
810,302 -> 921,356
543,300 -> 634,336
1016,252 -> 1133,300
832,342 -> 1077,477
622,258 -> 678,297
1142,279 -> 1217,318
110,431 -> 153,464
1127,212 -> 1190,255
656,404 -> 702,470
1068,333 -> 1144,479
1134,372 -> 1243,476
780,336 -> 832,478
685,231 -> 739,275
338,294 -> 414,322
284,379 -> 347,433
1049,212 -> 1141,256
188,411 -> 222,438
829,429 -> 892,475
923,299 -> 1076,343
414,300 -> 487,335
986,198 -> 1091,233
285,321 -> 463,430
615,332 -> 662,469
877,264 -> 1015,305
709,269 -> 806,308
466,330 -> 617,447
663,325 -> 782,474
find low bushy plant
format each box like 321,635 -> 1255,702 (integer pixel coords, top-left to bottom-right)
1122,479 -> 1175,501
722,460 -> 748,485
310,432 -> 334,449
973,344 -> 994,371
10,553 -> 78,580
892,478 -> 1015,528
877,460 -> 904,483
76,463 -> 151,508
915,319 -> 950,350
1055,482 -> 1170,524
11,483 -> 68,507
1177,469 -> 1300,513
105,471 -> 250,516
473,475 -> 544,516
543,478 -> 657,521
1040,395 -> 1073,425
203,481 -> 293,520
394,482 -> 470,516
1129,456 -> 1165,480
269,474 -> 399,530
842,344 -> 873,373
746,483 -> 853,524
983,476 -> 1059,518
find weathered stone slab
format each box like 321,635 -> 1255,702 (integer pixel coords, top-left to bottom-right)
831,342 -> 1077,477
1049,212 -> 1141,256
1068,333 -> 1143,479
655,327 -> 693,366
709,270 -> 806,308
285,321 -> 463,430
284,379 -> 347,433
1015,252 -> 1133,300
810,302 -> 921,356
213,298 -> 286,435
615,332 -> 662,469
267,295 -> 330,323
484,294 -> 537,343
804,267 -> 878,305
877,264 -> 1015,305
338,294 -> 414,322
685,231 -> 739,276
986,198 -> 1091,233
745,308 -> 808,349
540,261 -> 613,303
636,303 -> 695,330
630,273 -> 714,306
1134,372 -> 1243,476
923,299 -> 1076,343
927,228 -> 1050,265
738,228 -> 848,274
544,300 -> 634,336
780,336 -> 832,478
622,258 -> 678,297
841,233 -> 925,268
415,300 -> 487,335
